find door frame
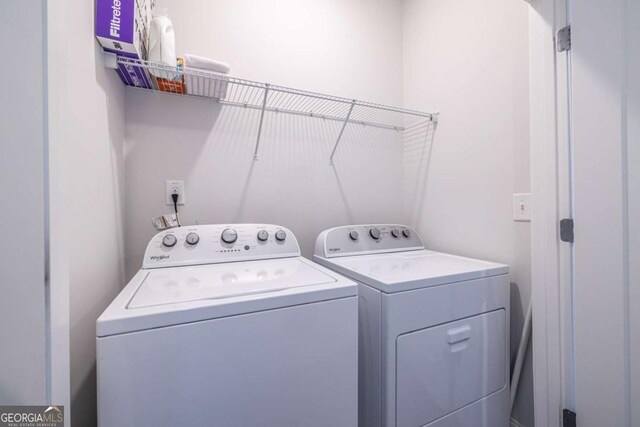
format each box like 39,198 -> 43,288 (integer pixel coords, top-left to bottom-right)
45,0 -> 71,423
529,0 -> 573,426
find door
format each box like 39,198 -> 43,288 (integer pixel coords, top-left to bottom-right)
0,0 -> 48,405
570,0 -> 639,425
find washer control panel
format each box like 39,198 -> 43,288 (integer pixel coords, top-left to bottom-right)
314,224 -> 424,258
144,224 -> 300,269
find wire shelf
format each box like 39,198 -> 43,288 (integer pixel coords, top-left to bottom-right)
107,53 -> 438,164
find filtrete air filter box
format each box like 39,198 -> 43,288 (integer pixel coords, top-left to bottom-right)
96,0 -> 156,89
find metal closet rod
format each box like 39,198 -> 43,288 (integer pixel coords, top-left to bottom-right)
108,54 -> 439,163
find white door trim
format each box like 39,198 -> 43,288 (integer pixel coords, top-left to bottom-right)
529,0 -> 572,425
45,0 -> 71,422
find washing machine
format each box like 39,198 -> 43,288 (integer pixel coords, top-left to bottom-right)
313,224 -> 510,427
97,224 -> 358,427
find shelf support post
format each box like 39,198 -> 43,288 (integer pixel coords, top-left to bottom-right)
329,100 -> 356,166
253,84 -> 270,161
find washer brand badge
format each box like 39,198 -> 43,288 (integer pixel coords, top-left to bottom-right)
150,254 -> 170,261
0,406 -> 64,427
328,247 -> 341,253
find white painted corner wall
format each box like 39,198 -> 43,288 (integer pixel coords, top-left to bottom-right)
47,0 -> 127,425
124,0 -> 406,277
401,0 -> 533,425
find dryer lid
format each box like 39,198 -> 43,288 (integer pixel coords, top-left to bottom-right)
316,250 -> 508,293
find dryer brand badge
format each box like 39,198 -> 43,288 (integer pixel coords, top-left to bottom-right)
150,255 -> 170,261
0,406 -> 64,427
328,247 -> 341,253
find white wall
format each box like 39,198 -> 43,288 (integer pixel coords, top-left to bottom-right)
0,0 -> 47,405
125,0 -> 405,277
47,0 -> 127,425
401,0 -> 532,425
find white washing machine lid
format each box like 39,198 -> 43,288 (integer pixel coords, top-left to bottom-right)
129,258 -> 337,308
314,250 -> 508,293
97,257 -> 356,337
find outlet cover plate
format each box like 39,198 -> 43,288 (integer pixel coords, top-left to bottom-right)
166,180 -> 186,205
513,193 -> 531,222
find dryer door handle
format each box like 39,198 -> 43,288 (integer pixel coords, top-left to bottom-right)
446,325 -> 471,344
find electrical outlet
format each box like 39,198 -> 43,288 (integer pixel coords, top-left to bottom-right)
513,193 -> 531,222
166,180 -> 186,205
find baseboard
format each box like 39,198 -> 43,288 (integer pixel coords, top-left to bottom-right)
511,417 -> 526,427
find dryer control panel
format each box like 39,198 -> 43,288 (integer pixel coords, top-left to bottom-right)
143,224 -> 300,269
314,224 -> 424,258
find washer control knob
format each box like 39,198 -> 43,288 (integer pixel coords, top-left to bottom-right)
369,227 -> 381,240
275,230 -> 287,242
391,229 -> 400,238
349,230 -> 359,241
186,232 -> 200,245
162,234 -> 177,247
402,229 -> 411,238
221,228 -> 238,244
257,230 -> 269,242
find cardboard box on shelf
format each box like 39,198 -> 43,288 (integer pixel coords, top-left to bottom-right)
95,0 -> 156,89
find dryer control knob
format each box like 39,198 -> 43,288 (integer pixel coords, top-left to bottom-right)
186,232 -> 200,245
349,230 -> 359,241
275,230 -> 287,242
369,228 -> 381,240
221,228 -> 238,244
257,230 -> 269,242
402,229 -> 411,238
391,229 -> 400,238
162,234 -> 177,247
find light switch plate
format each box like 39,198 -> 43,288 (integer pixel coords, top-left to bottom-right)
513,193 -> 531,222
166,180 -> 186,205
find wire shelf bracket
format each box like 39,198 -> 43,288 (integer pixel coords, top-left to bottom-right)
104,53 -> 439,164
329,100 -> 356,166
253,84 -> 269,161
